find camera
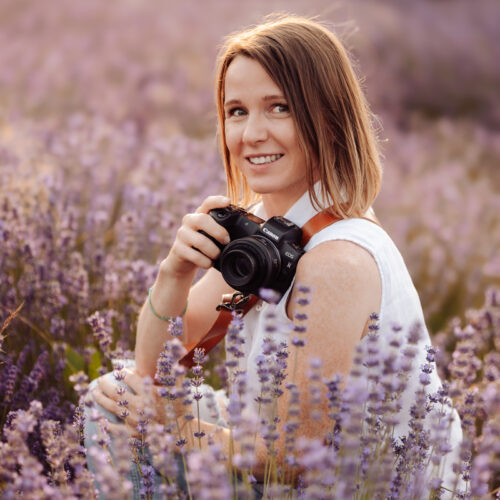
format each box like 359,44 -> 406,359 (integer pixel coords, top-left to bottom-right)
203,205 -> 305,297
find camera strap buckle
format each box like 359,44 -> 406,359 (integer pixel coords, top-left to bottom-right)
216,292 -> 253,313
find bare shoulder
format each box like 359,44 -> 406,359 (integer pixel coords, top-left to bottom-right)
295,239 -> 380,288
287,239 -> 382,350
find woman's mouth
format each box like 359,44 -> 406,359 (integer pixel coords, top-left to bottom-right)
247,154 -> 284,165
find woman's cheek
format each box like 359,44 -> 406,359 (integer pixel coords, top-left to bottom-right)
224,125 -> 241,155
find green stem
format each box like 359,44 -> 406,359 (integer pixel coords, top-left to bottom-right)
174,416 -> 193,500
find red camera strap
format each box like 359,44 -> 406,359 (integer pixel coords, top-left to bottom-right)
179,210 -> 341,368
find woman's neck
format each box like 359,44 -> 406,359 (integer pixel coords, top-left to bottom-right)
261,191 -> 306,218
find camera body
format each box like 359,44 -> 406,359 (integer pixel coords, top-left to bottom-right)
205,205 -> 305,297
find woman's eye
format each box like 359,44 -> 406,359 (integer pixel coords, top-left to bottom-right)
227,107 -> 246,118
272,103 -> 290,114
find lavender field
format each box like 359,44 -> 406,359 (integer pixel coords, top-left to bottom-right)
1,0 -> 499,498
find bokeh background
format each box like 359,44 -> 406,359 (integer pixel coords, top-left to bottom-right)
1,0 -> 499,443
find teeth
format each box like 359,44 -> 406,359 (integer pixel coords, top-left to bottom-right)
248,154 -> 283,165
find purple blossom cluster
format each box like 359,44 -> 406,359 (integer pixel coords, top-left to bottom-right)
2,293 -> 500,497
1,0 -> 499,498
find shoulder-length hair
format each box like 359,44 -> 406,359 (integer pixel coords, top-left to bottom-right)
215,15 -> 382,218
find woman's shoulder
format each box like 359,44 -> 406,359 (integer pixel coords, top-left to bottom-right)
297,238 -> 380,284
306,215 -> 395,257
287,238 -> 382,357
293,238 -> 381,319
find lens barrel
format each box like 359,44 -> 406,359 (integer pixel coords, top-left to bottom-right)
219,236 -> 281,294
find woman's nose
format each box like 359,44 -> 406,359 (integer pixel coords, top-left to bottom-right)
242,113 -> 268,144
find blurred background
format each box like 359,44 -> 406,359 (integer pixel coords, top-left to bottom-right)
0,0 -> 499,418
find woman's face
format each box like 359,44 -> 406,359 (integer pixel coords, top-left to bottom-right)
223,56 -> 308,213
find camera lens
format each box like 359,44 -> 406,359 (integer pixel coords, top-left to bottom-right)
232,255 -> 255,278
219,236 -> 280,294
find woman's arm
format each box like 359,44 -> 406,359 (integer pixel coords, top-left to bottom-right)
134,195 -> 235,378
275,239 -> 382,452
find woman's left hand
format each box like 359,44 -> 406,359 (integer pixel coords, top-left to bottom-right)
91,368 -> 185,438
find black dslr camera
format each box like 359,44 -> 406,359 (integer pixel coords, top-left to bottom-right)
203,205 -> 305,297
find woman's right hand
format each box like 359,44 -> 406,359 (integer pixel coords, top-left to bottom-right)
161,195 -> 232,278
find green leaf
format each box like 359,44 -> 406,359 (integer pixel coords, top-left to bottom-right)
63,345 -> 85,379
88,350 -> 102,381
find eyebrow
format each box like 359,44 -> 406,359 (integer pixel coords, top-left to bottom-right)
224,94 -> 286,107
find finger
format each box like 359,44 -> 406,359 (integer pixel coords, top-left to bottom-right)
125,422 -> 140,439
176,225 -> 224,260
92,387 -> 122,418
98,376 -> 134,401
107,421 -> 138,438
182,213 -> 230,247
195,195 -> 231,214
124,412 -> 139,429
122,369 -> 152,395
171,240 -> 214,269
200,214 -> 232,246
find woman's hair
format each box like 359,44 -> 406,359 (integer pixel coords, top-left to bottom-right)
215,15 -> 382,218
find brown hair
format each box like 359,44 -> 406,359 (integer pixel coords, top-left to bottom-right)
215,15 -> 382,218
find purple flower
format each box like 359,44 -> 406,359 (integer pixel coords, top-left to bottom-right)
187,447 -> 232,499
189,348 -> 208,447
168,316 -> 184,337
69,371 -> 90,399
259,287 -> 281,304
146,423 -> 179,482
192,347 -> 207,366
3,363 -> 19,404
87,310 -> 115,359
225,311 -> 246,370
307,358 -> 323,420
139,464 -> 156,498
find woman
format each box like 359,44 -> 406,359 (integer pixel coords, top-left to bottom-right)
86,15 -> 463,498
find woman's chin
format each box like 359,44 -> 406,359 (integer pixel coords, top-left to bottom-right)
246,184 -> 275,197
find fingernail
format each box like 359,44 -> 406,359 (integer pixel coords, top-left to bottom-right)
224,236 -> 230,244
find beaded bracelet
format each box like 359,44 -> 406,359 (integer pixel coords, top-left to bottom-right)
148,286 -> 188,322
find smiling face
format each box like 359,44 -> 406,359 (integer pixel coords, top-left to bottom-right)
223,56 -> 308,215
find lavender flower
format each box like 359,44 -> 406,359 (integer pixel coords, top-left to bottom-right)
291,284 -> 311,343
168,316 -> 184,338
146,423 -> 179,485
191,347 -> 207,447
307,357 -> 323,421
324,374 -> 343,449
3,363 -> 19,404
155,338 -> 186,390
187,445 -> 232,500
87,310 -> 115,360
470,381 -> 500,497
295,437 -> 336,498
283,382 -> 301,470
259,287 -> 281,304
87,444 -> 133,500
225,311 -> 246,372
